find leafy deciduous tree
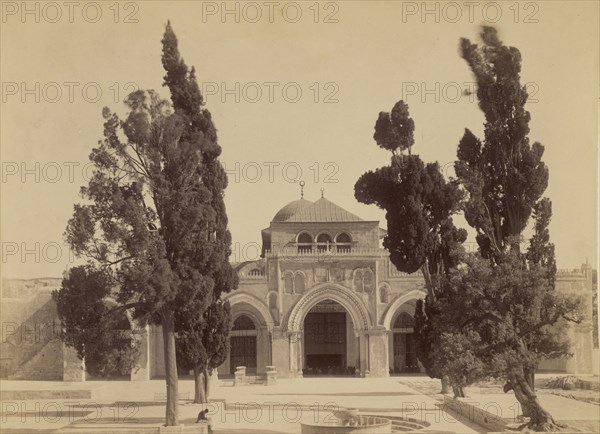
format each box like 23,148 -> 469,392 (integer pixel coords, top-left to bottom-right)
430,249 -> 582,431
54,266 -> 141,378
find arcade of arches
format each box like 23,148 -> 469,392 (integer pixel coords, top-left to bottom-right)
218,283 -> 425,379
219,299 -> 420,376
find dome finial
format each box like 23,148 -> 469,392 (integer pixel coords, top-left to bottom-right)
320,187 -> 325,198
299,181 -> 305,199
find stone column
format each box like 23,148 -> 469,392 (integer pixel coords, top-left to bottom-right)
271,327 -> 290,377
297,332 -> 303,377
257,328 -> 266,376
269,329 -> 273,366
131,325 -> 150,381
355,335 -> 361,376
367,327 -> 389,377
288,330 -> 303,377
356,331 -> 369,377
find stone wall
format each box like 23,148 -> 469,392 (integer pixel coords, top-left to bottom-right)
538,265 -> 595,374
1,279 -> 68,380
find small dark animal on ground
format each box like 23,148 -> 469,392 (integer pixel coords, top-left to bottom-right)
196,409 -> 209,423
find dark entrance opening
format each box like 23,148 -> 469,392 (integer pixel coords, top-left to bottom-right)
302,300 -> 355,376
306,354 -> 343,370
391,312 -> 419,374
229,315 -> 257,374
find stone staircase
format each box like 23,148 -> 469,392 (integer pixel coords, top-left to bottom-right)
10,340 -> 64,380
4,296 -> 64,380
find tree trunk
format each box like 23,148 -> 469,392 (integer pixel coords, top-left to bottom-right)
204,367 -> 211,401
162,310 -> 179,426
194,365 -> 206,403
524,367 -> 535,391
509,371 -> 565,431
452,384 -> 465,398
521,367 -> 535,417
441,376 -> 451,394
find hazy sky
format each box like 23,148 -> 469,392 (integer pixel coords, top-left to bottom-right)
1,1 -> 598,279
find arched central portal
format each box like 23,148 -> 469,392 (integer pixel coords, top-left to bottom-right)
302,300 -> 358,376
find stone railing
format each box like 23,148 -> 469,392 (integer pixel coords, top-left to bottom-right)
238,269 -> 267,280
556,268 -> 585,278
264,247 -> 387,259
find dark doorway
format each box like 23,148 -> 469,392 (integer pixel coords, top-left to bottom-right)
303,300 -> 355,376
230,336 -> 257,374
229,315 -> 257,374
391,312 -> 419,374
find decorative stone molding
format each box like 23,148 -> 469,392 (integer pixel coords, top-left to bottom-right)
225,292 -> 274,331
381,290 -> 425,329
286,283 -> 372,332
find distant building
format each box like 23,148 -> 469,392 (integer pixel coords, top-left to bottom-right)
1,195 -> 596,381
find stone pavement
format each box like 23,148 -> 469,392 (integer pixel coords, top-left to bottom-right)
457,392 -> 600,433
399,377 -> 600,433
1,376 -> 485,433
2,376 -> 598,433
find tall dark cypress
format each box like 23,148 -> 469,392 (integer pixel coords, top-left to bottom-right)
161,22 -> 238,404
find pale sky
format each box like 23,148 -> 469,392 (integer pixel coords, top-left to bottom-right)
1,1 -> 598,279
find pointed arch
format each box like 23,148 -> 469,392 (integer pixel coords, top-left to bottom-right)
381,290 -> 425,329
286,283 -> 372,332
225,292 -> 274,330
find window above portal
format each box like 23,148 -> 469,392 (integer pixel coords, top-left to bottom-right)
297,232 -> 313,253
316,233 -> 333,252
294,231 -> 354,253
335,232 -> 352,252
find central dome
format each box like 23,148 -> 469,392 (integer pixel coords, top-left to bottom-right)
272,198 -> 313,222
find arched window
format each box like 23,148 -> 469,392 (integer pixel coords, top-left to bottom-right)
379,286 -> 389,303
284,273 -> 294,294
353,268 -> 374,292
363,268 -> 374,293
297,232 -> 313,253
336,233 -> 352,253
294,273 -> 305,293
393,312 -> 415,329
316,233 -> 333,252
232,315 -> 256,330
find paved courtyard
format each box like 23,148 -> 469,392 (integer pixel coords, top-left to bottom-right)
1,376 -> 598,433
